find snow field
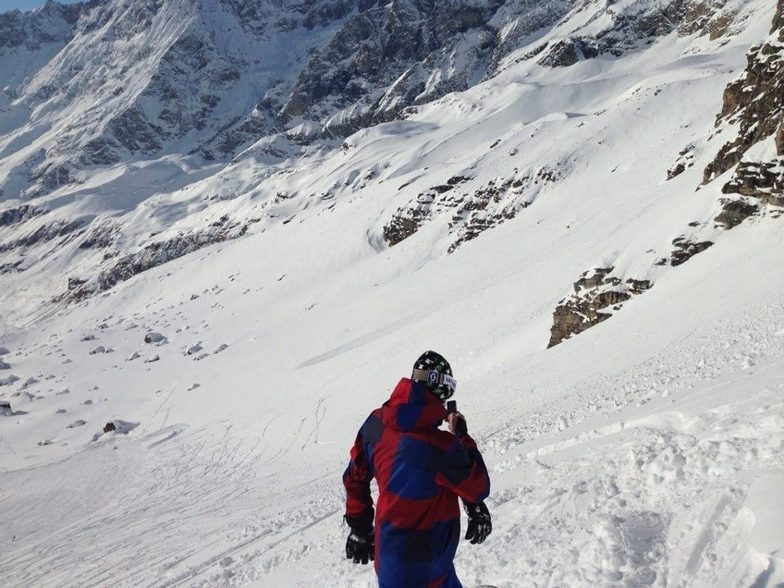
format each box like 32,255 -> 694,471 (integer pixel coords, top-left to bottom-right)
1,2 -> 783,586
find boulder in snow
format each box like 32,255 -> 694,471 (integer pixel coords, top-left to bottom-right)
144,332 -> 167,344
0,374 -> 19,386
185,343 -> 203,355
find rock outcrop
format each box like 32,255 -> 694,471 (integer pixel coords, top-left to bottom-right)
384,166 -> 561,252
548,268 -> 652,348
655,238 -> 714,266
704,3 -> 783,207
714,198 -> 761,229
67,216 -> 253,301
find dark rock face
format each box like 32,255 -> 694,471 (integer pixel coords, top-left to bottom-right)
538,38 -> 597,67
723,161 -> 784,206
0,217 -> 88,253
281,0 -> 500,133
667,145 -> 695,180
67,217 -> 252,301
0,2 -> 83,51
78,223 -> 119,250
383,167 -> 560,252
714,199 -> 760,229
548,267 -> 653,348
535,0 -> 739,70
0,205 -> 44,227
704,9 -> 784,205
656,238 -> 714,266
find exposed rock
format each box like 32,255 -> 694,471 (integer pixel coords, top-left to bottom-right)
79,223 -> 119,250
656,238 -> 714,266
538,38 -> 598,68
0,217 -> 89,253
67,220 -> 250,301
103,422 -> 116,433
21,376 -> 38,389
186,343 -> 203,355
548,268 -> 653,348
144,332 -> 167,344
667,145 -> 696,180
0,205 -> 44,227
0,401 -> 11,416
0,375 -> 20,386
68,277 -> 87,290
0,261 -> 24,274
0,2 -> 82,51
722,160 -> 784,206
384,167 -> 561,252
704,7 -> 784,207
714,199 -> 760,229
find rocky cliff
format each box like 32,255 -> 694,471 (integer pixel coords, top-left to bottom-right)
704,0 -> 783,209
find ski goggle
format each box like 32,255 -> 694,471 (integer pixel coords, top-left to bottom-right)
412,369 -> 457,395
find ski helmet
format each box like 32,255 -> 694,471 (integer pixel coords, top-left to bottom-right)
412,350 -> 456,401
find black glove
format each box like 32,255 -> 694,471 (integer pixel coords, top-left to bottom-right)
463,501 -> 492,544
345,509 -> 374,565
346,530 -> 374,564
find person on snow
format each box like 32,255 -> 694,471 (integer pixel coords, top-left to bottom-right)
343,350 -> 492,588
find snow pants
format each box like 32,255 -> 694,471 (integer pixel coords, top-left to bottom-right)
378,564 -> 462,588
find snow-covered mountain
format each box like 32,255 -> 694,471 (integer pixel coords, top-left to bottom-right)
1,0 -> 783,586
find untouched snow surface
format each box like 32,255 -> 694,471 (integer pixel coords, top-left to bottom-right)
1,1 -> 784,587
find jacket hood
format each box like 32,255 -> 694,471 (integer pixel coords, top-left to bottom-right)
382,377 -> 447,431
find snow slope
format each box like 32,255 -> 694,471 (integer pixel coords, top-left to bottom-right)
1,0 -> 784,587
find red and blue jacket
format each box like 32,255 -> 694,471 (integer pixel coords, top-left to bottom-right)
343,377 -> 490,587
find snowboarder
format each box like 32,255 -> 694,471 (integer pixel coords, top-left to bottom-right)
343,350 -> 492,587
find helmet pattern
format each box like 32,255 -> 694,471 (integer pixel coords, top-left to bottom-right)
412,350 -> 455,401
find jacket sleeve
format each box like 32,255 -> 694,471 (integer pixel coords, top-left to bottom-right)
434,433 -> 490,503
343,427 -> 374,519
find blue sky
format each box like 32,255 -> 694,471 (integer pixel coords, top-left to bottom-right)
0,0 -> 79,13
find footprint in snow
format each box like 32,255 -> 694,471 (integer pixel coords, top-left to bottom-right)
67,419 -> 86,429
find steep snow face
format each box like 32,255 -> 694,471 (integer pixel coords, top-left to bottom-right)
0,0 -> 353,199
0,1 -> 84,111
1,1 -> 784,587
0,0 -> 759,201
0,0 -> 777,330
